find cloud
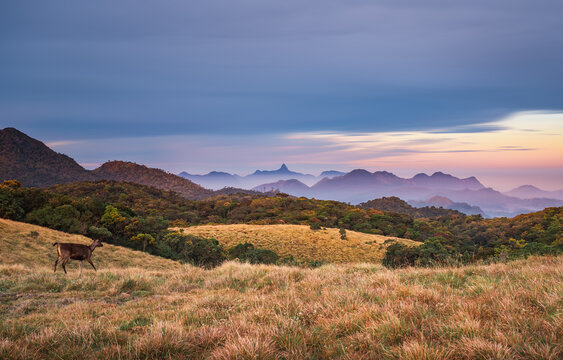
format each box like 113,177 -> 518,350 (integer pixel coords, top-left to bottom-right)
2,1 -> 563,139
45,140 -> 81,147
428,125 -> 509,134
283,111 -> 563,169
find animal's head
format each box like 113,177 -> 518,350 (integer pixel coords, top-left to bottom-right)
93,238 -> 104,247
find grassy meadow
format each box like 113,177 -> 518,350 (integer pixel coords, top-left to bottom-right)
0,219 -> 181,271
178,224 -> 419,263
0,219 -> 562,359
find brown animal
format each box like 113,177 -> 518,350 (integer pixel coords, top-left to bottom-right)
53,239 -> 103,275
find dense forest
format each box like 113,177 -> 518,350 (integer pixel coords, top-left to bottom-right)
1,179 -> 561,267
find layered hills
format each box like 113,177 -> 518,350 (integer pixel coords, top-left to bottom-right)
180,163 -> 320,189
249,169 -> 562,217
93,161 -> 211,199
3,127 -> 562,217
0,127 -> 210,199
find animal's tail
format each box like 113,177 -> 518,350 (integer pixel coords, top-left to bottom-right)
52,242 -> 58,246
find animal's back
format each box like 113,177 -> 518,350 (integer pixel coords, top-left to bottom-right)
56,242 -> 90,257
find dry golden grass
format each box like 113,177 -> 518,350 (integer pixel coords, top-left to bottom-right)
177,224 -> 419,263
1,220 -> 562,359
0,219 -> 181,271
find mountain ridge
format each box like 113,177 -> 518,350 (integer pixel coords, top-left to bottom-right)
0,128 -> 210,199
0,127 -> 94,187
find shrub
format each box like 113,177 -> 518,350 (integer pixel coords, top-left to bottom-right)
382,242 -> 419,268
228,243 -> 279,264
159,232 -> 225,268
509,242 -> 563,259
309,222 -> 321,230
416,236 -> 457,266
339,228 -> 347,240
88,226 -> 112,240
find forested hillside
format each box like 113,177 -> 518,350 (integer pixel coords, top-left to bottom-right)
359,196 -> 463,218
92,161 -> 212,199
1,179 -> 561,267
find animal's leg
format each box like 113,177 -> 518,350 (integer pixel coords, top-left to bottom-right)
79,261 -> 82,277
61,258 -> 69,274
87,259 -> 97,271
54,257 -> 60,272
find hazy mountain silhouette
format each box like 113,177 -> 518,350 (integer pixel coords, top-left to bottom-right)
179,164 -> 319,189
409,196 -> 486,217
179,171 -> 242,190
251,179 -> 310,196
505,185 -> 563,201
319,170 -> 346,178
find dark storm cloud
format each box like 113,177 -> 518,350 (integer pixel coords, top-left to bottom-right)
1,1 -> 563,140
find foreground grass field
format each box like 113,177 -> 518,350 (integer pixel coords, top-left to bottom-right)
1,220 -> 562,359
178,224 -> 419,263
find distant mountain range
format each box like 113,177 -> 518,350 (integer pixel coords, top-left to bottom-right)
252,169 -> 485,201
248,168 -> 562,217
2,127 -> 562,217
179,164 -> 339,189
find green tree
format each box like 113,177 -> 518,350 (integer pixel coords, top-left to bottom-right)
130,233 -> 155,251
228,242 -> 279,264
382,242 -> 419,268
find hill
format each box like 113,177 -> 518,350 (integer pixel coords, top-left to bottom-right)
92,161 -> 212,199
0,218 -> 181,270
445,187 -> 563,217
505,185 -> 563,201
179,170 -> 242,190
408,196 -> 486,217
0,248 -> 560,358
245,164 -> 317,187
0,128 -> 210,199
359,196 -> 465,218
177,224 -> 419,263
252,179 -> 310,196
0,127 -> 94,187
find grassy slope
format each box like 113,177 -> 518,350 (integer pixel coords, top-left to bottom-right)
179,224 -> 420,263
0,219 -> 181,271
1,220 -> 562,359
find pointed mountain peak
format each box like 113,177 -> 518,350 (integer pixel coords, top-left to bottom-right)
279,163 -> 289,171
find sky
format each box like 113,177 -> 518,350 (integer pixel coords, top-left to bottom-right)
1,1 -> 563,190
